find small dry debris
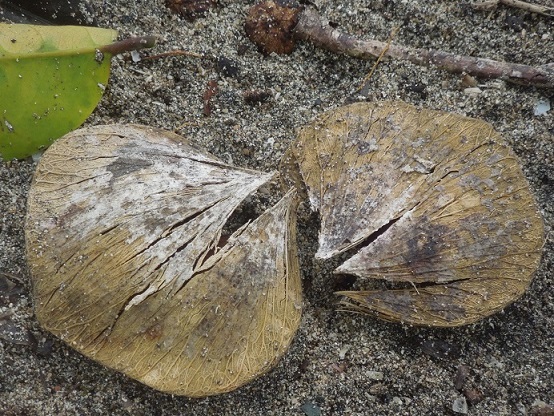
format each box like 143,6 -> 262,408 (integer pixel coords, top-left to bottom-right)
244,0 -> 301,55
452,396 -> 469,414
365,370 -> 384,381
463,388 -> 484,405
243,90 -> 272,105
463,86 -> 483,95
203,79 -> 219,116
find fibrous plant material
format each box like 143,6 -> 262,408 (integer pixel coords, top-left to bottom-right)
26,125 -> 302,396
281,101 -> 544,327
244,1 -> 554,88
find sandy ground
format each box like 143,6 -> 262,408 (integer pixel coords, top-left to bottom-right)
1,0 -> 553,415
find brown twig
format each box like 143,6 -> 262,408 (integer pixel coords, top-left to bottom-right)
100,36 -> 158,56
244,1 -> 554,88
472,0 -> 554,16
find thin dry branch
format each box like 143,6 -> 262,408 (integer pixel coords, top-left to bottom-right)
472,0 -> 554,16
244,2 -> 554,88
100,36 -> 158,56
296,7 -> 554,88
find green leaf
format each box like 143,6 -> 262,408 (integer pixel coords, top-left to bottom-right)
0,24 -> 117,160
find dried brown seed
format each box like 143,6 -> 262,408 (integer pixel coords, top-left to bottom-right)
281,101 -> 544,327
26,124 -> 302,396
244,0 -> 302,55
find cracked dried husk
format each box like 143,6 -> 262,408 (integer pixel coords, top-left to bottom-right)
25,124 -> 302,396
281,101 -> 544,327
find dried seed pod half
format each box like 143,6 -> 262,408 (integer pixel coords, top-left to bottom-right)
281,101 -> 544,326
26,125 -> 302,396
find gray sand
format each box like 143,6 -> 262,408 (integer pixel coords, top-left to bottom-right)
1,0 -> 553,414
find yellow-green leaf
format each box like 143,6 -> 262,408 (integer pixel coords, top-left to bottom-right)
0,24 -> 117,160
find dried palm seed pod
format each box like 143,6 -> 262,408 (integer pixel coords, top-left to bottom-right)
26,124 -> 302,396
281,101 -> 544,327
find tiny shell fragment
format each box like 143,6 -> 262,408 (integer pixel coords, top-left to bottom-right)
26,124 -> 302,396
281,101 -> 544,326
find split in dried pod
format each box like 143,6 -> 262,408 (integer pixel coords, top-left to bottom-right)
281,101 -> 544,327
25,124 -> 302,397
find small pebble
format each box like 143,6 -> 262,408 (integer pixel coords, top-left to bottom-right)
452,396 -> 468,414
365,370 -> 384,381
534,99 -> 551,116
338,344 -> 351,360
464,87 -> 482,95
454,365 -> 470,390
391,397 -> 403,405
301,401 -> 321,416
131,50 -> 141,63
